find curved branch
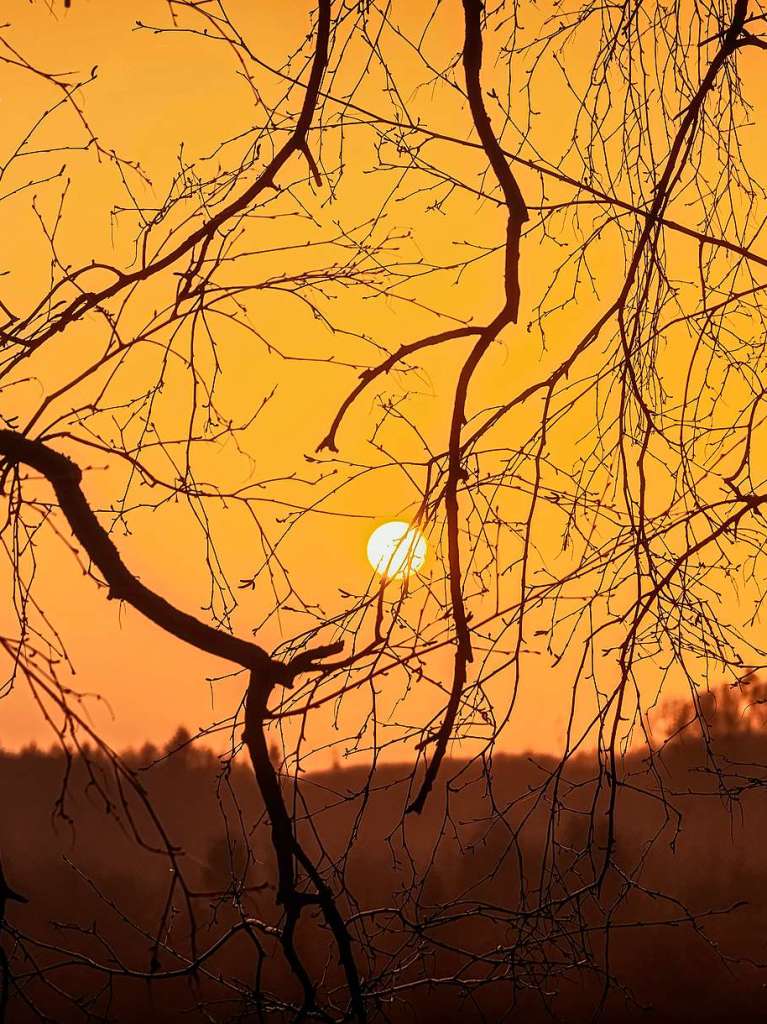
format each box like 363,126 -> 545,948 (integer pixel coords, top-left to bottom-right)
0,430 -> 345,685
318,325 -> 483,452
408,0 -> 528,815
460,0 -> 528,316
0,430 -> 275,674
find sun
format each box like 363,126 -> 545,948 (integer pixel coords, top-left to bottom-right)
367,521 -> 427,580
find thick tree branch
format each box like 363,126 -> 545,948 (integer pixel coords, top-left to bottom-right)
0,430 -> 276,674
244,675 -> 366,1021
408,0 -> 528,815
0,430 -> 346,685
0,428 -> 360,1012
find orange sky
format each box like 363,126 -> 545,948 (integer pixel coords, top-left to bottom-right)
1,0 -> 766,766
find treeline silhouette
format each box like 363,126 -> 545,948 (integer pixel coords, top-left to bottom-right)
3,681 -> 767,1022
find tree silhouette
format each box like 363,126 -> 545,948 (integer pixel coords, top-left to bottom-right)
1,0 -> 767,1019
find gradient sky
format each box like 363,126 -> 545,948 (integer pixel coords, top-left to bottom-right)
1,0 -> 766,765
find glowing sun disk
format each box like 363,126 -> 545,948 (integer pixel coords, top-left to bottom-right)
367,521 -> 427,579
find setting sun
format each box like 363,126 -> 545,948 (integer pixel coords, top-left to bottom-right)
367,521 -> 427,579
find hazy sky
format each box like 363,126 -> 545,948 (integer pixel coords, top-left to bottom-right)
2,0 -> 766,764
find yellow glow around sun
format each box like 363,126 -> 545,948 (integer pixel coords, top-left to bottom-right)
367,521 -> 427,579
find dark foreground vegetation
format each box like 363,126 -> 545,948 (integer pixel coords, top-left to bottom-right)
3,681 -> 767,1023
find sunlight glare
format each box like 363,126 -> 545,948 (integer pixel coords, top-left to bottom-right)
367,521 -> 427,580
